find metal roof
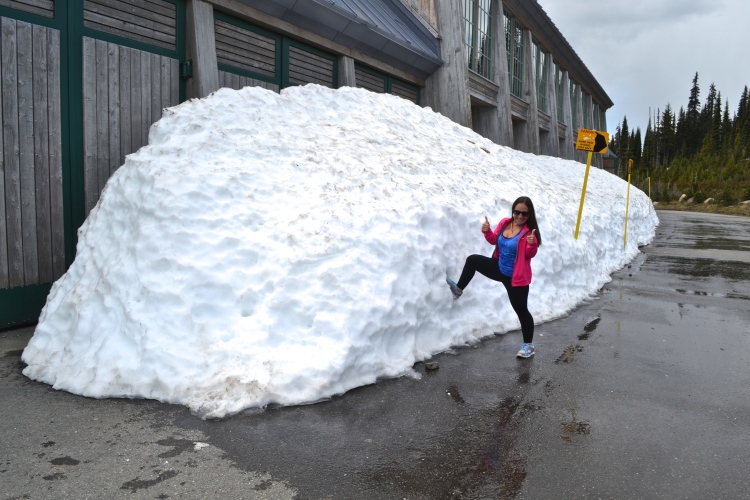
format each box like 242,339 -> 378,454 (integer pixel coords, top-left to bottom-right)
236,0 -> 442,79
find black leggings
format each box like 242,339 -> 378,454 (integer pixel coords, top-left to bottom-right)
457,255 -> 534,344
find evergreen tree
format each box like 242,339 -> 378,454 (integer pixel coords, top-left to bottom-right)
712,92 -> 722,154
700,83 -> 717,140
660,105 -> 675,165
738,86 -> 750,155
621,116 -> 630,161
685,73 -> 701,157
721,101 -> 732,155
642,117 -> 656,169
675,106 -> 687,156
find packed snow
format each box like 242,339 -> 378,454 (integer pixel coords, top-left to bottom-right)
22,85 -> 658,418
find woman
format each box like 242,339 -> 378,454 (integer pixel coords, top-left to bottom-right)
446,196 -> 542,358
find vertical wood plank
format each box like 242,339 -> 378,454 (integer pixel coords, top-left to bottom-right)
150,52 -> 160,125
0,20 -> 7,288
107,42 -> 120,177
2,18 -> 24,287
140,49 -> 151,147
33,24 -> 52,284
47,28 -> 64,280
95,39 -> 109,202
231,73 -> 239,90
82,37 -> 98,216
160,55 -> 169,114
130,48 -> 142,153
169,58 -> 178,106
119,46 -> 131,163
18,20 -> 39,285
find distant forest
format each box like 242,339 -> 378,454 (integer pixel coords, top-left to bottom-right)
608,73 -> 750,204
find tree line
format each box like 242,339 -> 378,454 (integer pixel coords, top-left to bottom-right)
608,73 -> 750,204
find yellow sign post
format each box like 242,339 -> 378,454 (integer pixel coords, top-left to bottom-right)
624,160 -> 633,247
574,129 -> 610,239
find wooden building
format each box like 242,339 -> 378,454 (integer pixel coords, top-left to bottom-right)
0,0 -> 612,327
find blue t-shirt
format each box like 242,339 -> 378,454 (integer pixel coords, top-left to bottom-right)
498,230 -> 520,277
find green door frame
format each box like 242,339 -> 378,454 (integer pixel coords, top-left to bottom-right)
0,1 -> 187,329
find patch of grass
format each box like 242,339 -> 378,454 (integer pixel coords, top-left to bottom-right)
654,201 -> 750,217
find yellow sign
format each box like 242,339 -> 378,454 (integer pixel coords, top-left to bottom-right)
575,129 -> 610,154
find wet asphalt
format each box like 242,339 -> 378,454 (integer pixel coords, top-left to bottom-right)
1,210 -> 749,499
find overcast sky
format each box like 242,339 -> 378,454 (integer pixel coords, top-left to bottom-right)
539,0 -> 750,135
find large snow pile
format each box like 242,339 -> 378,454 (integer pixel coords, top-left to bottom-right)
22,85 -> 657,418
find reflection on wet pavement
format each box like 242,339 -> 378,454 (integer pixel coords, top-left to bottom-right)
641,255 -> 750,281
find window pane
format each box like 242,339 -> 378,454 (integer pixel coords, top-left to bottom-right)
504,13 -> 512,85
511,19 -> 524,98
537,48 -> 548,112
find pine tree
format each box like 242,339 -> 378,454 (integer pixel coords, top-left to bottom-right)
700,83 -> 717,140
621,116 -> 630,161
721,101 -> 732,156
738,86 -> 750,155
685,73 -> 701,157
660,105 -> 675,166
712,92 -> 722,154
675,106 -> 687,156
642,117 -> 656,169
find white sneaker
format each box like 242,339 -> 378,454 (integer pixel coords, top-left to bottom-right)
516,343 -> 535,358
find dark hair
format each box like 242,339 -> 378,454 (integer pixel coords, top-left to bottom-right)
512,196 -> 542,246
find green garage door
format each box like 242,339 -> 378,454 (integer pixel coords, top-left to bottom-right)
0,0 -> 186,328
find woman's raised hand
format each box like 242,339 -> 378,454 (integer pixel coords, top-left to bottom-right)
482,216 -> 490,232
526,229 -> 537,244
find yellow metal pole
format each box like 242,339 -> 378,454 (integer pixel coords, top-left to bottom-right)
624,160 -> 633,248
574,151 -> 594,240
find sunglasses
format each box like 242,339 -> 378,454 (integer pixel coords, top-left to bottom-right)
513,210 -> 529,217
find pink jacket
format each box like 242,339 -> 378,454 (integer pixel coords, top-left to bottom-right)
483,217 -> 539,287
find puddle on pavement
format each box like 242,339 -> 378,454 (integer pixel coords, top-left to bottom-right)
641,255 -> 750,281
560,408 -> 591,443
446,385 -> 465,404
578,317 -> 601,340
691,237 -> 750,252
555,345 -> 583,364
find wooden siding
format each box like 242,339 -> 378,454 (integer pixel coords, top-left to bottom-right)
1,17 -> 63,288
0,0 -> 54,18
391,82 -> 418,104
82,36 -> 178,216
218,70 -> 278,93
399,0 -> 438,32
288,46 -> 334,88
84,0 -> 177,51
214,19 -> 276,78
355,67 -> 385,94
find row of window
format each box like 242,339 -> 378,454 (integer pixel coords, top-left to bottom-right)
214,12 -> 420,103
463,1 -> 605,129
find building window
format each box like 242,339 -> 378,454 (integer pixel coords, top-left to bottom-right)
354,64 -> 420,104
555,63 -> 564,123
593,103 -> 600,130
504,12 -> 524,98
582,91 -> 591,129
534,42 -> 548,112
570,78 -> 579,131
464,0 -> 493,79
